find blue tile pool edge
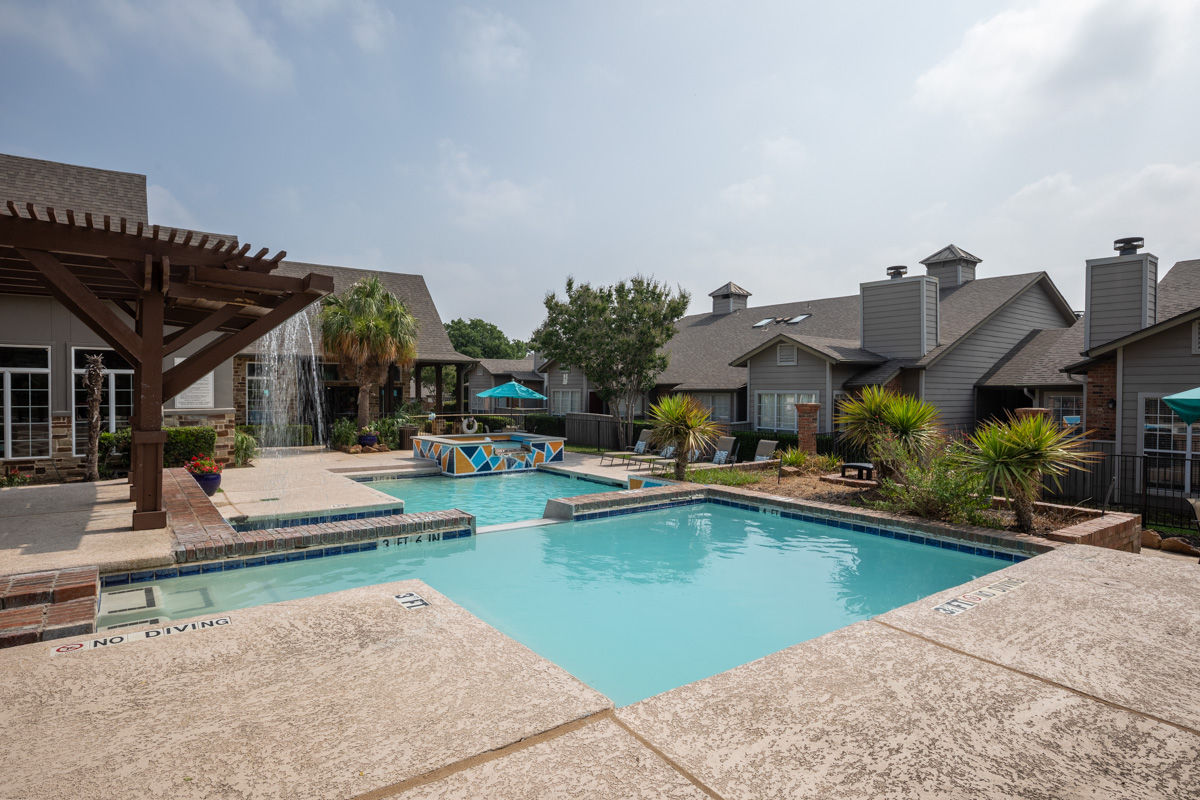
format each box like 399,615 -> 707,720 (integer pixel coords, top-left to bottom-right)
229,505 -> 407,533
575,497 -> 1032,564
100,528 -> 475,587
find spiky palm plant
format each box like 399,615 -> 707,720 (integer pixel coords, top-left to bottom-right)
835,385 -> 941,475
958,413 -> 1099,533
648,394 -> 725,481
320,277 -> 419,428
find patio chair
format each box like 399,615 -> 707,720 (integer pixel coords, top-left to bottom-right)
600,430 -> 653,466
700,436 -> 737,467
630,444 -> 676,471
752,439 -> 779,462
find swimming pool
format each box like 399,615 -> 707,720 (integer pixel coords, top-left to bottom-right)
98,503 -> 1002,705
363,470 -> 616,525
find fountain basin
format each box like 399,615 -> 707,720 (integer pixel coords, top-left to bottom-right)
413,433 -> 565,476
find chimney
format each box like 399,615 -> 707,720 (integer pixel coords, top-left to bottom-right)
1084,237 -> 1157,350
860,266 -> 939,358
920,244 -> 981,287
709,282 -> 751,315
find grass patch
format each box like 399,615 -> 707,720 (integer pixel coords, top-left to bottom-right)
679,467 -> 763,487
564,443 -> 607,455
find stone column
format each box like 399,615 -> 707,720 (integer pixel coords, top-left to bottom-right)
795,403 -> 821,454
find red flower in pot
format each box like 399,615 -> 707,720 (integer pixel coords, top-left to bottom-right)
186,454 -> 224,496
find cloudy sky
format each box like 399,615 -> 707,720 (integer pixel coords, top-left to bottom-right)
2,0 -> 1198,338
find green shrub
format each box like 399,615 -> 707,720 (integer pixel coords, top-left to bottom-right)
524,414 -> 566,437
233,430 -> 259,467
98,426 -> 217,470
331,418 -> 358,449
872,435 -> 995,527
779,447 -> 808,468
235,424 -> 314,447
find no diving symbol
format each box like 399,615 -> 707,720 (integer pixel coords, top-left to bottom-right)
54,643 -> 84,653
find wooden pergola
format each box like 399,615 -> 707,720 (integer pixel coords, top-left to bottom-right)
0,203 -> 333,530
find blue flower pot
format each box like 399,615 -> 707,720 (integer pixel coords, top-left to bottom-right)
358,434 -> 378,447
192,472 -> 222,497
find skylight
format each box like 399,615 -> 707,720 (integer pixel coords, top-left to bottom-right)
786,314 -> 810,324
753,318 -> 774,328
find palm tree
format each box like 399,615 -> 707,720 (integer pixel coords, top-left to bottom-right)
835,385 -> 940,476
648,394 -> 725,481
319,277 -> 419,429
958,412 -> 1099,533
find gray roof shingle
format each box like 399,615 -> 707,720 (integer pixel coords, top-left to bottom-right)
977,324 -> 1086,387
661,272 -> 1060,392
0,154 -> 147,223
474,357 -> 540,382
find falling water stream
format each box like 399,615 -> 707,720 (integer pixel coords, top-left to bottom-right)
244,307 -> 329,527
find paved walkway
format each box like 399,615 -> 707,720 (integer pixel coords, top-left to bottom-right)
0,480 -> 173,575
2,546 -> 1196,798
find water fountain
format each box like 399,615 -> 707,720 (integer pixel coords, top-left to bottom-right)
250,306 -> 329,450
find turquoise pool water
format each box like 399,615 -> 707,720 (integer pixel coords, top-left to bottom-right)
366,470 -> 616,525
100,503 -> 1001,705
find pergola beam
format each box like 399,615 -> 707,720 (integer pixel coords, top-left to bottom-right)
17,248 -> 142,364
162,290 -> 322,400
162,303 -> 243,356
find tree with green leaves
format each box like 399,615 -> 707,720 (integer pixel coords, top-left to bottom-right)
320,276 -> 420,429
445,318 -> 529,360
649,394 -> 725,481
532,276 -> 690,449
957,412 -> 1098,533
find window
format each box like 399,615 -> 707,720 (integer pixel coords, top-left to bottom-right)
551,389 -> 580,415
1142,397 -> 1197,494
786,314 -> 810,324
1193,321 -> 1200,355
71,348 -> 134,456
833,391 -> 850,429
692,393 -> 731,422
1047,394 -> 1083,434
753,318 -> 774,328
246,361 -> 273,425
756,392 -> 818,431
777,344 -> 797,366
0,345 -> 51,460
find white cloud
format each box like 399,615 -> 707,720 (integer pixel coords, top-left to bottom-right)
147,185 -> 201,230
755,136 -> 805,169
277,0 -> 396,53
438,139 -> 544,228
719,175 -> 774,213
915,0 -> 1198,129
0,0 -> 293,90
450,8 -> 530,83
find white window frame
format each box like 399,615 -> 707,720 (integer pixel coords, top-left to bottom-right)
1,344 -> 52,461
691,393 -> 732,423
777,343 -> 797,366
755,391 -> 819,432
1192,321 -> 1200,355
551,389 -> 581,416
1045,393 -> 1083,435
70,347 -> 135,456
245,361 -> 273,426
1138,392 -> 1197,495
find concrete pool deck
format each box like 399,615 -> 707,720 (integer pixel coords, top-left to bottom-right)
1,546 -> 1196,798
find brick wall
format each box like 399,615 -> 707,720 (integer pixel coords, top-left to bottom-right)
1085,359 -> 1117,440
233,356 -> 249,425
795,403 -> 821,453
163,411 -> 236,463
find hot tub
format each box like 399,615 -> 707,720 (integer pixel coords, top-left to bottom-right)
412,432 -> 566,476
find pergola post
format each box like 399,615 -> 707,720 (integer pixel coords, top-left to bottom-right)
131,261 -> 167,530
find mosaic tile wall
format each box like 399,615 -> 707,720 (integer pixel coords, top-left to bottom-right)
413,438 -> 564,476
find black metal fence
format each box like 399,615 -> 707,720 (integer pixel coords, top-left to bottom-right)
1043,452 -> 1199,533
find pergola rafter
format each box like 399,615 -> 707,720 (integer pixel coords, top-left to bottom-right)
0,203 -> 333,530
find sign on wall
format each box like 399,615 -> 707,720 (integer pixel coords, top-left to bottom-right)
173,357 -> 215,409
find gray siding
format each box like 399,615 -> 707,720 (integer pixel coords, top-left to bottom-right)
1120,322 -> 1200,456
747,345 -> 829,429
1086,254 -> 1157,349
924,283 -> 1071,430
466,365 -> 496,411
924,278 -> 939,348
543,362 -> 587,414
0,295 -> 233,413
861,277 -> 937,358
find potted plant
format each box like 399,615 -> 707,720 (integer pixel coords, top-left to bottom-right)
186,453 -> 224,497
358,424 -> 379,448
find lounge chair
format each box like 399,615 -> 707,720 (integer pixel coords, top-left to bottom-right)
630,444 -> 676,471
600,430 -> 653,466
695,436 -> 737,468
752,439 -> 779,462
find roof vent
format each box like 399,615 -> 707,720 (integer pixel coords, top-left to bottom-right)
1114,237 -> 1144,256
886,265 -> 908,280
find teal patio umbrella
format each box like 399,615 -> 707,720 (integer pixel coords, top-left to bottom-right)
1163,388 -> 1200,426
477,380 -> 548,401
